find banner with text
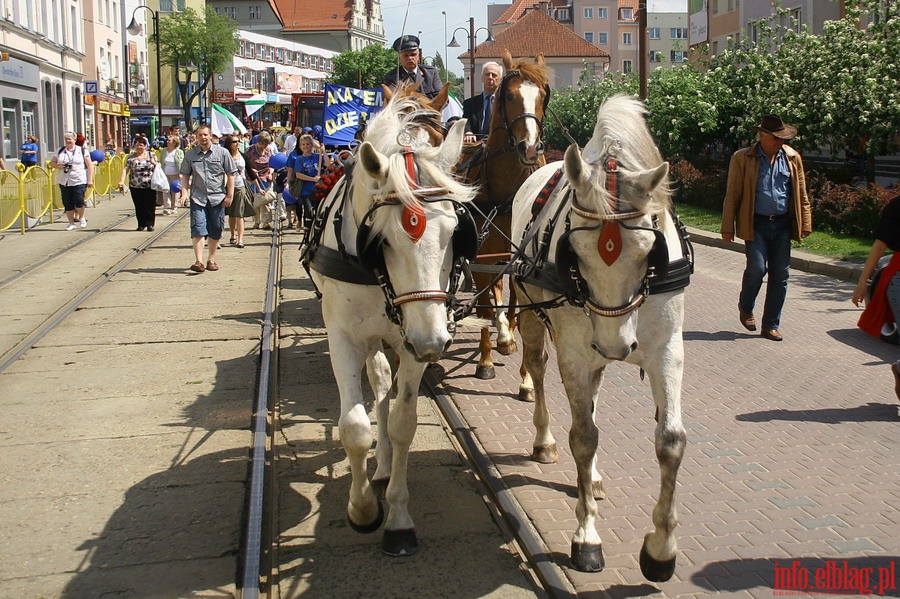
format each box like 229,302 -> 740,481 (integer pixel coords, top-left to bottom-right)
323,84 -> 383,146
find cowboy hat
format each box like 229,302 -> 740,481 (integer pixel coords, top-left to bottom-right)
753,115 -> 797,140
391,35 -> 420,52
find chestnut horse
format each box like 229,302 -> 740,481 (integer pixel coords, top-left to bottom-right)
455,50 -> 550,380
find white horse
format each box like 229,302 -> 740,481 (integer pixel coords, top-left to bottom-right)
511,94 -> 690,580
304,96 -> 476,557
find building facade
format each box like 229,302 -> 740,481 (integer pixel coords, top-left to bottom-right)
0,0 -> 86,167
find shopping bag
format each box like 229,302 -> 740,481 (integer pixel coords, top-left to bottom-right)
251,182 -> 276,209
150,163 -> 170,192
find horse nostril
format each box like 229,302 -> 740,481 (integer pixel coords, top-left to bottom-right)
443,338 -> 452,354
536,142 -> 545,155
630,341 -> 639,352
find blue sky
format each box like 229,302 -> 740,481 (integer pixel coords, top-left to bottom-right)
381,0 -> 688,76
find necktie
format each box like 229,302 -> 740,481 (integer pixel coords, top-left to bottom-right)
482,94 -> 493,135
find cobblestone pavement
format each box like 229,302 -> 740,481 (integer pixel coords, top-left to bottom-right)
434,242 -> 900,598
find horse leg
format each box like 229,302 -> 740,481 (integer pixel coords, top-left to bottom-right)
476,324 -> 495,379
557,341 -> 605,573
495,278 -> 517,356
366,349 -> 394,497
330,335 -> 384,534
381,354 -> 427,557
502,278 -> 519,356
519,309 -> 556,462
639,345 -> 686,582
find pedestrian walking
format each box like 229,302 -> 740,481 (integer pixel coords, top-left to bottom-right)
160,135 -> 185,212
50,131 -> 94,230
223,134 -> 257,248
179,124 -> 238,273
286,134 -> 331,230
118,135 -> 159,231
720,114 -> 813,341
20,135 -> 39,168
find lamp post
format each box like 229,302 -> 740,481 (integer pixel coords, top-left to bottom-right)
448,17 -> 494,98
126,2 -> 178,141
441,11 -> 448,82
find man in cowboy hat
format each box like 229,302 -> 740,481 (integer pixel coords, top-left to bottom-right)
721,114 -> 813,341
382,35 -> 443,99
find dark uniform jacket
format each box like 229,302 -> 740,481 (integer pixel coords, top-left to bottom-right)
383,64 -> 443,99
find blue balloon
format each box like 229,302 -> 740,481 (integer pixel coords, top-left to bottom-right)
282,188 -> 299,205
170,179 -> 182,193
89,149 -> 106,163
269,152 -> 288,170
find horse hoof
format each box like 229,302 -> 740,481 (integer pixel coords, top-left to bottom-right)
475,365 -> 495,380
639,543 -> 677,582
382,528 -> 418,557
592,479 -> 607,500
531,444 -> 558,464
518,387 -> 535,403
347,497 -> 384,534
497,340 -> 517,356
571,540 -> 604,572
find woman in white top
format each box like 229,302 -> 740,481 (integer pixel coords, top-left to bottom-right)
160,135 -> 185,213
50,131 -> 95,230
224,134 -> 257,248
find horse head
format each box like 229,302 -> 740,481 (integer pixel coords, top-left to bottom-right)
353,104 -> 475,362
496,50 -> 550,166
562,94 -> 671,361
382,82 -> 452,147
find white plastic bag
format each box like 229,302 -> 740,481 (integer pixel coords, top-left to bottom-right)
150,163 -> 169,192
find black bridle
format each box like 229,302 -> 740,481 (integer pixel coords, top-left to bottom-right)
491,69 -> 551,166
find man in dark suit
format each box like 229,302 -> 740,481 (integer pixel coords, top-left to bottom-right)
383,35 -> 443,99
462,62 -> 503,142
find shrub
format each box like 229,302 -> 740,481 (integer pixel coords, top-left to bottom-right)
668,158 -> 728,210
811,182 -> 899,237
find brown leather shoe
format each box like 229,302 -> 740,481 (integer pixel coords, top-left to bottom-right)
739,308 -> 757,331
206,260 -> 219,271
761,329 -> 783,341
189,261 -> 205,273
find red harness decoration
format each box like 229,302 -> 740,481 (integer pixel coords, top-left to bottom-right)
401,147 -> 427,242
598,156 -> 622,266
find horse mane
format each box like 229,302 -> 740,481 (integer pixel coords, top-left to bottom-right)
353,95 -> 475,234
578,94 -> 671,215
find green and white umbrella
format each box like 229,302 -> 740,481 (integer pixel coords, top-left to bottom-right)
211,103 -> 247,137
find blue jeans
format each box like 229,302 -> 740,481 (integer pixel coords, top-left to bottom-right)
739,215 -> 792,331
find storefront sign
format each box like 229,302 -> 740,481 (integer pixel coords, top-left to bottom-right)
0,57 -> 39,89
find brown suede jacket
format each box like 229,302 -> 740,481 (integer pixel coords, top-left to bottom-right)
720,142 -> 813,242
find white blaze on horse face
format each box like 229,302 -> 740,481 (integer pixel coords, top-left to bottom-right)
517,81 -> 543,162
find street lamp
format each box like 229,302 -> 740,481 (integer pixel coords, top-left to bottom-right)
448,17 -> 494,98
442,11 -> 448,83
126,2 -> 178,141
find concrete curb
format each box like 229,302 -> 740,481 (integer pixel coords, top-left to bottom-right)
685,226 -> 865,283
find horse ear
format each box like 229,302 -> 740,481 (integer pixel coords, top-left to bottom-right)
359,141 -> 389,184
437,119 -> 466,167
564,143 -> 589,189
631,162 -> 670,196
431,83 -> 451,114
502,49 -> 514,70
382,84 -> 394,104
535,53 -> 546,66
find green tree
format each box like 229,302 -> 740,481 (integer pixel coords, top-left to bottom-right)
329,45 -> 398,89
157,7 -> 239,131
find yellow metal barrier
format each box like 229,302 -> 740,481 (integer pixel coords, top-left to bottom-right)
0,153 -> 128,234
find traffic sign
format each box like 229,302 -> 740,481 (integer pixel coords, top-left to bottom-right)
85,80 -> 98,95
